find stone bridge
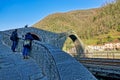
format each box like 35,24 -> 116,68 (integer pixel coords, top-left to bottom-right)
0,27 -> 96,80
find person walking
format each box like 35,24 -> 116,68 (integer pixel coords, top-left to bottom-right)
10,29 -> 19,52
22,32 -> 34,59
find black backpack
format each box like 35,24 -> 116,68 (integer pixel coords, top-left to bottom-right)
10,32 -> 18,41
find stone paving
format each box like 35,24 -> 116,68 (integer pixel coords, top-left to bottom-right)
0,36 -> 47,80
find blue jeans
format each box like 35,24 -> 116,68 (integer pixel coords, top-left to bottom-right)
11,41 -> 18,51
22,47 -> 30,56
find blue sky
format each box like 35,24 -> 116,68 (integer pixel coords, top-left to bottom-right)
0,0 -> 111,31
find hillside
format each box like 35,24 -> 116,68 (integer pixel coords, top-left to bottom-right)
33,0 -> 120,45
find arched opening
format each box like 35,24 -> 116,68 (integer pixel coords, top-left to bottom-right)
62,34 -> 85,58
30,33 -> 41,41
63,37 -> 77,56
69,35 -> 77,42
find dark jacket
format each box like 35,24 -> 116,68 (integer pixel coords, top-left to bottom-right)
25,33 -> 34,40
10,30 -> 18,41
23,33 -> 34,48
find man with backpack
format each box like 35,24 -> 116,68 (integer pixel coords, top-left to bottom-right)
22,32 -> 34,59
10,29 -> 19,52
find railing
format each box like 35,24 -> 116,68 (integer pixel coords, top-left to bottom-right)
85,51 -> 120,59
1,31 -> 61,80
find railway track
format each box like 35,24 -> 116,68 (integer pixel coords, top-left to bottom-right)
78,58 -> 120,79
78,58 -> 120,66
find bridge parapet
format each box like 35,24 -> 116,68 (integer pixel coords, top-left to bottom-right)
31,41 -> 61,80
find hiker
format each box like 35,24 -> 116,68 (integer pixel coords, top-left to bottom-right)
24,24 -> 28,28
22,32 -> 34,59
10,29 -> 19,52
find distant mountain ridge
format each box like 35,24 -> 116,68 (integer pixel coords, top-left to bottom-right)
33,0 -> 120,45
33,9 -> 96,33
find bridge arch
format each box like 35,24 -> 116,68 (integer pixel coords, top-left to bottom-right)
63,31 -> 86,58
30,33 -> 41,41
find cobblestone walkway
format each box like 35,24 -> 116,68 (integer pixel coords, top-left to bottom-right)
0,36 -> 47,80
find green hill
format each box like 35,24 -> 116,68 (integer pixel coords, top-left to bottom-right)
33,0 -> 120,45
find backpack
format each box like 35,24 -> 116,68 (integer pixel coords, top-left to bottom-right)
23,39 -> 31,47
10,33 -> 15,41
10,32 -> 18,41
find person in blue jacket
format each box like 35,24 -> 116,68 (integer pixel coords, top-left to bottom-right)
22,32 -> 34,59
10,29 -> 19,52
